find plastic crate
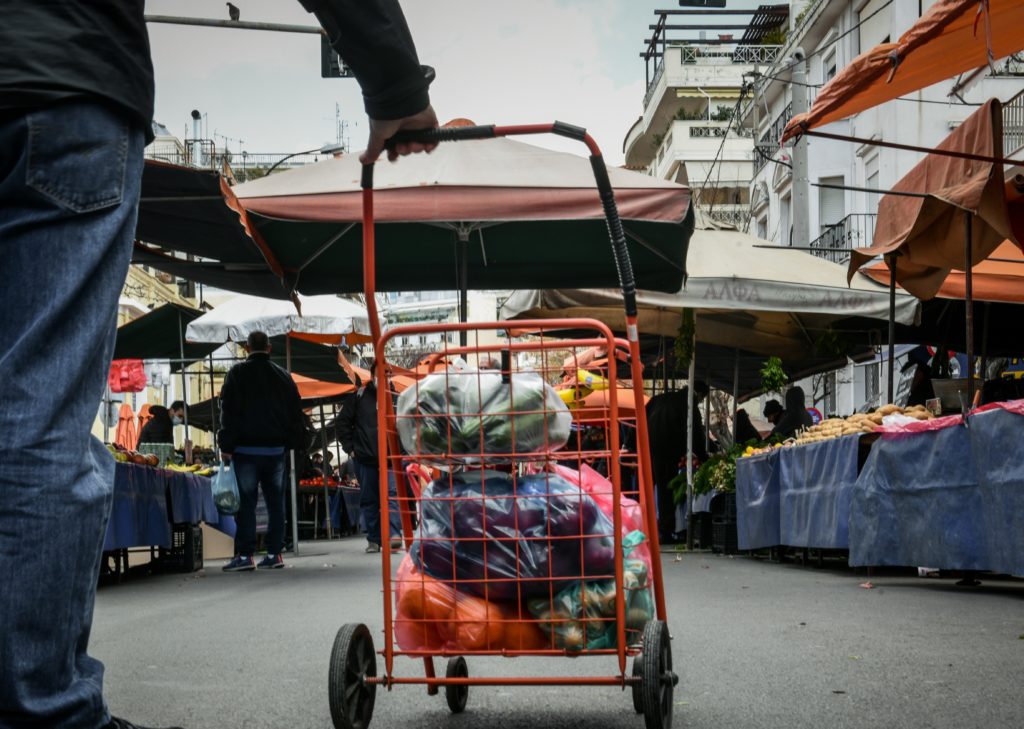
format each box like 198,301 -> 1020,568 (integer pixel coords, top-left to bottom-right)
712,520 -> 738,555
710,492 -> 737,523
693,512 -> 714,550
157,524 -> 203,572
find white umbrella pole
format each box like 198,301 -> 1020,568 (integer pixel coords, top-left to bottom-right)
685,326 -> 696,551
287,336 -> 300,556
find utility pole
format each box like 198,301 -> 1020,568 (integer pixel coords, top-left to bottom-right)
790,48 -> 810,248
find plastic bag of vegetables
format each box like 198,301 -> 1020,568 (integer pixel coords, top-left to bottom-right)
527,531 -> 655,651
410,470 -> 616,600
393,555 -> 549,652
396,371 -> 572,459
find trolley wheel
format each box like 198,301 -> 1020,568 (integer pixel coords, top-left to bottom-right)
640,621 -> 676,729
631,657 -> 644,713
444,656 -> 469,714
328,623 -> 377,729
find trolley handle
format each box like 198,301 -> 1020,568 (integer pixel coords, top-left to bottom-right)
385,125 -> 496,151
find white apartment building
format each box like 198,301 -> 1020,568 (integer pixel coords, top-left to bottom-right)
738,0 -> 1024,414
623,6 -> 789,229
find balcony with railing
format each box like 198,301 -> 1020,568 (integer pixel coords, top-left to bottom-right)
808,213 -> 877,264
753,101 -> 792,174
1004,88 -> 1024,156
143,142 -> 342,183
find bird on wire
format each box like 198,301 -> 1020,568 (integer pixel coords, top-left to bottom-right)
227,3 -> 240,21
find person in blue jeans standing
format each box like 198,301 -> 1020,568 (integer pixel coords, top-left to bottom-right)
1,2 -> 435,724
218,331 -> 305,571
337,365 -> 403,553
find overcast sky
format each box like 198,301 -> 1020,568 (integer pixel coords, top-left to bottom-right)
147,0 -> 763,165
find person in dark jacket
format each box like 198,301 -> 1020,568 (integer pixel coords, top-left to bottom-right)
136,401 -> 186,444
762,399 -> 784,427
771,386 -> 815,439
1,2 -> 435,725
642,381 -> 709,542
734,409 -> 761,445
218,331 -> 304,572
338,363 -> 402,553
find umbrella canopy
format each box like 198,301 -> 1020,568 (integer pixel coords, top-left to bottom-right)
113,303 -> 220,371
501,228 -> 920,357
847,99 -> 1024,300
134,161 -> 288,299
783,0 -> 1024,139
185,293 -> 376,345
863,239 -> 1024,304
228,135 -> 693,294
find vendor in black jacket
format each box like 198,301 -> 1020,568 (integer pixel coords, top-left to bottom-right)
136,401 -> 185,444
218,331 -> 304,572
338,363 -> 401,553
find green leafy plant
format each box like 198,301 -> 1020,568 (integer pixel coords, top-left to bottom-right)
761,25 -> 788,45
710,105 -> 734,122
814,326 -> 848,358
673,308 -> 695,372
760,356 -> 789,393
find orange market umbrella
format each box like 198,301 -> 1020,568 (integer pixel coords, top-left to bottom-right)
863,239 -> 1024,303
848,99 -> 1023,300
113,403 -> 137,450
136,403 -> 154,445
784,0 -> 1024,139
291,373 -> 354,400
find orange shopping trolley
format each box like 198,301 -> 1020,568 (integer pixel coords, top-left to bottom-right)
328,123 -> 676,729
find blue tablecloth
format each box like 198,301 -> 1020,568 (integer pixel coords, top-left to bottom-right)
167,472 -> 218,525
851,407 -> 1024,574
736,450 -> 781,550
777,435 -> 858,549
104,463 -> 172,551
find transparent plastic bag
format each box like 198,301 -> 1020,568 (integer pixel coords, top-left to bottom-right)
396,371 -> 572,458
212,464 -> 240,515
394,555 -> 549,652
410,470 -> 615,600
528,532 -> 655,651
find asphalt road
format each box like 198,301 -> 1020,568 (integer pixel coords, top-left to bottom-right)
92,541 -> 1024,729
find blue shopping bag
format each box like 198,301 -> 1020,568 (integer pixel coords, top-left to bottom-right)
212,464 -> 240,515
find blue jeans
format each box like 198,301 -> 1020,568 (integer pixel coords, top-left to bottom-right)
0,101 -> 144,728
232,452 -> 286,556
353,460 -> 402,546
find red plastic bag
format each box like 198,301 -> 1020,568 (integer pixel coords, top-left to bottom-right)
394,555 -> 548,652
108,359 -> 147,393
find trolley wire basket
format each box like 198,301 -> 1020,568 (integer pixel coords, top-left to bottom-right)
328,122 -> 677,729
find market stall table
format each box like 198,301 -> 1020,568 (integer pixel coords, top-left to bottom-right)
850,401 -> 1024,575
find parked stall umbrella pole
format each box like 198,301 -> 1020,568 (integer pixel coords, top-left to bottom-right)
732,348 -> 740,443
286,337 -> 301,556
887,252 -> 897,400
319,402 -> 333,540
686,326 -> 696,551
965,211 -> 975,409
177,310 -> 191,462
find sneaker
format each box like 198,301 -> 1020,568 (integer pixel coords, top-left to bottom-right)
103,717 -> 184,729
222,555 -> 255,572
257,554 -> 285,569
390,538 -> 404,552
365,542 -> 381,553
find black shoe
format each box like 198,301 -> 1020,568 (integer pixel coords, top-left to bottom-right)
104,717 -> 184,729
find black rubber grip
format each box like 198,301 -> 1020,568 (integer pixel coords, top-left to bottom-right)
552,120 -> 587,141
360,163 -> 374,190
385,125 -> 497,150
590,155 -> 638,318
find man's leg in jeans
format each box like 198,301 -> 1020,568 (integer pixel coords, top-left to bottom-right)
0,102 -> 144,727
259,455 -> 286,555
356,461 -> 381,546
232,454 -> 260,557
